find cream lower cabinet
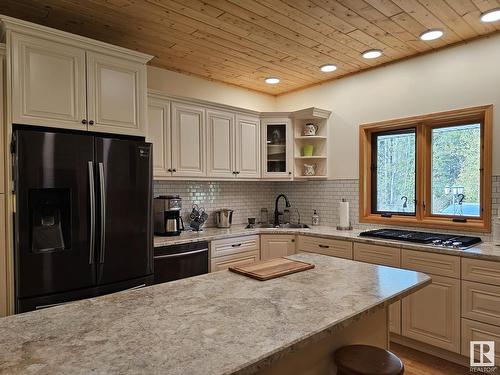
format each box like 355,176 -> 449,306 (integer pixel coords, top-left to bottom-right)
461,257 -> 500,363
401,250 -> 461,353
353,243 -> 401,335
9,29 -> 150,135
171,102 -> 206,177
235,115 -> 260,178
261,235 -> 295,260
211,250 -> 260,272
402,275 -> 461,353
210,235 -> 260,272
297,235 -> 352,259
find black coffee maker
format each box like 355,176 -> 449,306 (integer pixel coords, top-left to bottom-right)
154,196 -> 185,236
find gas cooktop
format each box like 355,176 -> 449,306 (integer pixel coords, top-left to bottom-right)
359,229 -> 482,250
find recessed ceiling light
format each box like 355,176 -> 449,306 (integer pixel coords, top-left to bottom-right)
265,77 -> 280,84
420,29 -> 444,41
362,49 -> 383,59
480,8 -> 500,22
320,64 -> 337,72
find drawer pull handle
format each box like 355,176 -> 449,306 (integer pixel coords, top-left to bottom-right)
231,243 -> 242,247
318,244 -> 330,248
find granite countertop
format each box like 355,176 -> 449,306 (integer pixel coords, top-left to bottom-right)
0,253 -> 430,375
154,225 -> 500,262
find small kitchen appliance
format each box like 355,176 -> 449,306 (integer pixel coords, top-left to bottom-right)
154,196 -> 185,236
215,208 -> 234,228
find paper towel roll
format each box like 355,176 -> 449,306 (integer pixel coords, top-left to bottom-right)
339,200 -> 350,228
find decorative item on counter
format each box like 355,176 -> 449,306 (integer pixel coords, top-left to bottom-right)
189,204 -> 208,231
312,210 -> 320,226
247,217 -> 256,229
260,208 -> 268,224
337,199 -> 353,231
494,207 -> 500,246
303,163 -> 316,176
303,123 -> 318,136
302,144 -> 314,157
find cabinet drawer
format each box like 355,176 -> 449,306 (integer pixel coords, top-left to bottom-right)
210,250 -> 260,272
462,318 -> 500,363
353,242 -> 400,267
402,249 -> 460,278
297,236 -> 352,259
462,280 -> 500,326
462,258 -> 500,286
211,235 -> 260,258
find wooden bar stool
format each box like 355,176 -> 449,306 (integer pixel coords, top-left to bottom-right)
334,345 -> 404,375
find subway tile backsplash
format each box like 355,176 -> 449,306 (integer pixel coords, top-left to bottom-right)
154,176 -> 500,240
154,180 -> 276,227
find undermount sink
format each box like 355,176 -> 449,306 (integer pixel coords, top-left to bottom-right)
278,223 -> 310,229
246,223 -> 310,229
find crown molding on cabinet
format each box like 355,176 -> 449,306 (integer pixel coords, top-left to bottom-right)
0,15 -> 153,64
148,89 -> 261,118
148,89 -> 332,120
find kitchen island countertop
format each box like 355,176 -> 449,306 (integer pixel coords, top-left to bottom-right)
0,253 -> 430,375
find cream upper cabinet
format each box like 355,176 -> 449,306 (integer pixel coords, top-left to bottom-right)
171,102 -> 206,177
207,109 -> 235,178
235,115 -> 260,178
86,52 -> 146,136
11,33 -> 87,130
147,98 -> 171,177
261,118 -> 293,179
261,235 -> 295,260
6,18 -> 152,136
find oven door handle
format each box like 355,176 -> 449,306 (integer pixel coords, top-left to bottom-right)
154,248 -> 208,259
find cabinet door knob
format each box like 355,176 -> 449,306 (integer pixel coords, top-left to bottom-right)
167,168 -> 172,172
288,171 -> 292,175
81,119 -> 87,124
89,120 -> 94,125
236,171 -> 240,174
291,239 -> 295,242
172,169 -> 177,172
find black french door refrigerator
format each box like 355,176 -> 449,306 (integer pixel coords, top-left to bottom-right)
13,127 -> 154,313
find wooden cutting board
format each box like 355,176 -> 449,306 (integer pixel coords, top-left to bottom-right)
229,257 -> 315,281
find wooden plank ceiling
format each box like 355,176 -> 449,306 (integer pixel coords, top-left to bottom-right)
3,0 -> 500,95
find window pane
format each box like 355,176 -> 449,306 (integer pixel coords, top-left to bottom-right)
374,130 -> 416,214
431,123 -> 481,217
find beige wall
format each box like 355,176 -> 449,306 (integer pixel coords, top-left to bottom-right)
276,33 -> 500,179
147,66 -> 276,112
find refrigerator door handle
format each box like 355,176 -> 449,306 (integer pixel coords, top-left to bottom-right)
88,161 -> 96,265
98,162 -> 106,264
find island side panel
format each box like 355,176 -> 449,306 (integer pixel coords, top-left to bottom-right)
254,306 -> 388,375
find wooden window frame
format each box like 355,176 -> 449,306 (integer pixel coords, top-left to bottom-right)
359,105 -> 493,232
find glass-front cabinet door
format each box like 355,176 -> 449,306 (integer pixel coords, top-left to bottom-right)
261,118 -> 293,179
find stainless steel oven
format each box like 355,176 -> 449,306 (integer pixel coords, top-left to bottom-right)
153,241 -> 209,284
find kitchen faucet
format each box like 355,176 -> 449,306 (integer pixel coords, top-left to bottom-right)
274,194 -> 291,226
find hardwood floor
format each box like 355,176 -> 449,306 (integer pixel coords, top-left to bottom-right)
390,343 -> 471,375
